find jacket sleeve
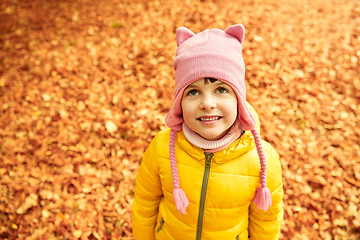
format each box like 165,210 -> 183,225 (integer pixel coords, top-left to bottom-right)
132,135 -> 163,240
249,144 -> 284,240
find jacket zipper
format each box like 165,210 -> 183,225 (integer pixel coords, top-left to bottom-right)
156,218 -> 164,232
196,152 -> 213,240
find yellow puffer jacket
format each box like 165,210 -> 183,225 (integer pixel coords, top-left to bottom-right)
132,106 -> 283,240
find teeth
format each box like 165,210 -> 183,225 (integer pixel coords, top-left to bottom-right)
200,117 -> 219,121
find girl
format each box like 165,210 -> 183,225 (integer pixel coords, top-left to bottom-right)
132,24 -> 283,240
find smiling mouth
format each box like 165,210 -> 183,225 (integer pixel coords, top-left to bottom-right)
198,116 -> 221,121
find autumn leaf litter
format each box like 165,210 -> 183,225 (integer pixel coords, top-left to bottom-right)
0,0 -> 359,239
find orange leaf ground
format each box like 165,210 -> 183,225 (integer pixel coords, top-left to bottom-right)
1,0 -> 359,239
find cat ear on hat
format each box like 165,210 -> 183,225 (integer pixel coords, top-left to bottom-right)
225,24 -> 245,44
176,27 -> 195,46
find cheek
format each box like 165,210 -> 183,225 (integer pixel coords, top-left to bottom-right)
181,101 -> 192,122
226,100 -> 238,122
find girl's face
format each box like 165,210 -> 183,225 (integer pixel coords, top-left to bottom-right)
181,78 -> 238,140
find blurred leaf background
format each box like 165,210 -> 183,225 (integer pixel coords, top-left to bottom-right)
0,0 -> 359,239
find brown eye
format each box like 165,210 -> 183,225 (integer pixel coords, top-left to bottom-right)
187,89 -> 199,96
216,87 -> 228,94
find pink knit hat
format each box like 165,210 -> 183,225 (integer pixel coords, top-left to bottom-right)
166,24 -> 271,214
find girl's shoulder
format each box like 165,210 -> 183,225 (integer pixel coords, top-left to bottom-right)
156,127 -> 171,137
151,127 -> 171,146
144,128 -> 171,158
261,140 -> 279,159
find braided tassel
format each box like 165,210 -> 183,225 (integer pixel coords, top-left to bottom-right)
169,130 -> 189,214
251,129 -> 272,211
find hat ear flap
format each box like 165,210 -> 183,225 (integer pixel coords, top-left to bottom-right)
176,27 -> 195,46
225,24 -> 245,44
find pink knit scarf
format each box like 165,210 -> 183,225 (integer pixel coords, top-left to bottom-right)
182,121 -> 242,153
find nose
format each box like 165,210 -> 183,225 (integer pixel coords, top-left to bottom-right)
199,94 -> 216,110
